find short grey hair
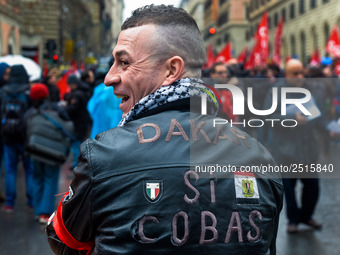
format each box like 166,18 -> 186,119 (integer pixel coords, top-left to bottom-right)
122,5 -> 206,77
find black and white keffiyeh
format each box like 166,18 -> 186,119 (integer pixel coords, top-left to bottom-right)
119,78 -> 219,126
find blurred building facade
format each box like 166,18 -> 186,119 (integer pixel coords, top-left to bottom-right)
0,0 -> 123,66
20,0 -> 100,65
249,0 -> 340,64
181,0 -> 250,56
20,0 -> 62,65
104,0 -> 124,50
0,0 -> 21,56
181,0 -> 340,64
180,0 -> 205,30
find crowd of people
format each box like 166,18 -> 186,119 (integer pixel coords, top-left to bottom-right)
0,42 -> 338,244
45,5 -> 283,254
0,4 -> 339,254
0,61 -> 122,224
203,56 -> 340,234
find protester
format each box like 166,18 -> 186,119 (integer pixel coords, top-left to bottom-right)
87,82 -> 122,138
0,62 -> 11,203
1,65 -> 33,213
265,59 -> 329,233
44,68 -> 61,103
209,62 -> 228,80
209,62 -> 237,121
0,62 -> 10,87
25,83 -> 70,224
46,5 -> 283,254
78,71 -> 93,100
64,74 -> 91,169
81,69 -> 95,91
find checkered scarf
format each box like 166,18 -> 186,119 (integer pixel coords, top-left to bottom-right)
119,78 -> 219,126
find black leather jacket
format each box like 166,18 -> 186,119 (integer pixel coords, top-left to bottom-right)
47,96 -> 283,255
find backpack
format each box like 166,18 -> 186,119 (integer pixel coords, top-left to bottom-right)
1,85 -> 29,143
26,108 -> 75,165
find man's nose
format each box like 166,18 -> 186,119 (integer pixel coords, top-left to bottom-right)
104,65 -> 121,87
297,73 -> 304,79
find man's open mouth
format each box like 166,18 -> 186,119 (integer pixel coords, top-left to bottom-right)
116,95 -> 130,103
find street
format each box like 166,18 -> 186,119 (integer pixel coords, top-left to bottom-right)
0,147 -> 340,255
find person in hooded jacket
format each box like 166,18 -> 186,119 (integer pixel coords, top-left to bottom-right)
0,62 -> 11,203
87,81 -> 122,138
1,65 -> 33,213
64,74 -> 92,169
44,68 -> 60,103
25,83 -> 70,224
81,69 -> 95,94
0,63 -> 10,88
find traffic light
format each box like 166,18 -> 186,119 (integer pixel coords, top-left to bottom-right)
46,39 -> 58,64
52,54 -> 59,64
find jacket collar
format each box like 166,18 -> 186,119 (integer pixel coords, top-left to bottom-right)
119,78 -> 219,127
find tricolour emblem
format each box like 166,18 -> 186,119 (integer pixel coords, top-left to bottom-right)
234,172 -> 259,204
143,180 -> 163,203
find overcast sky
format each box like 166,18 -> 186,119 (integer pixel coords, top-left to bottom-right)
123,0 -> 182,21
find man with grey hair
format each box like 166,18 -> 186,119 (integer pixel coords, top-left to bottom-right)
47,5 -> 283,254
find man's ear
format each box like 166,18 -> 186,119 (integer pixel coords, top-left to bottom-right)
162,56 -> 184,86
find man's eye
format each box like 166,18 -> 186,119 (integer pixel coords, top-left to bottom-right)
121,60 -> 129,66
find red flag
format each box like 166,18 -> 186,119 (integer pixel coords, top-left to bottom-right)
244,12 -> 269,70
72,60 -> 78,72
203,44 -> 215,69
255,12 -> 269,67
33,50 -> 39,65
237,47 -> 248,64
253,40 -> 262,67
273,17 -> 284,67
42,60 -> 49,78
244,47 -> 255,70
335,59 -> 340,76
326,25 -> 340,58
80,61 -> 85,71
309,49 -> 320,66
215,42 -> 232,63
58,69 -> 72,100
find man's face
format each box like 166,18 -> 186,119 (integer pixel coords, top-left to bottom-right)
323,66 -> 332,77
3,67 -> 10,82
285,62 -> 304,87
69,83 -> 77,91
211,64 -> 227,80
48,74 -> 57,85
104,25 -> 167,117
88,71 -> 95,83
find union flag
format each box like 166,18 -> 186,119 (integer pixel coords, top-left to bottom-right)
326,25 -> 340,58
